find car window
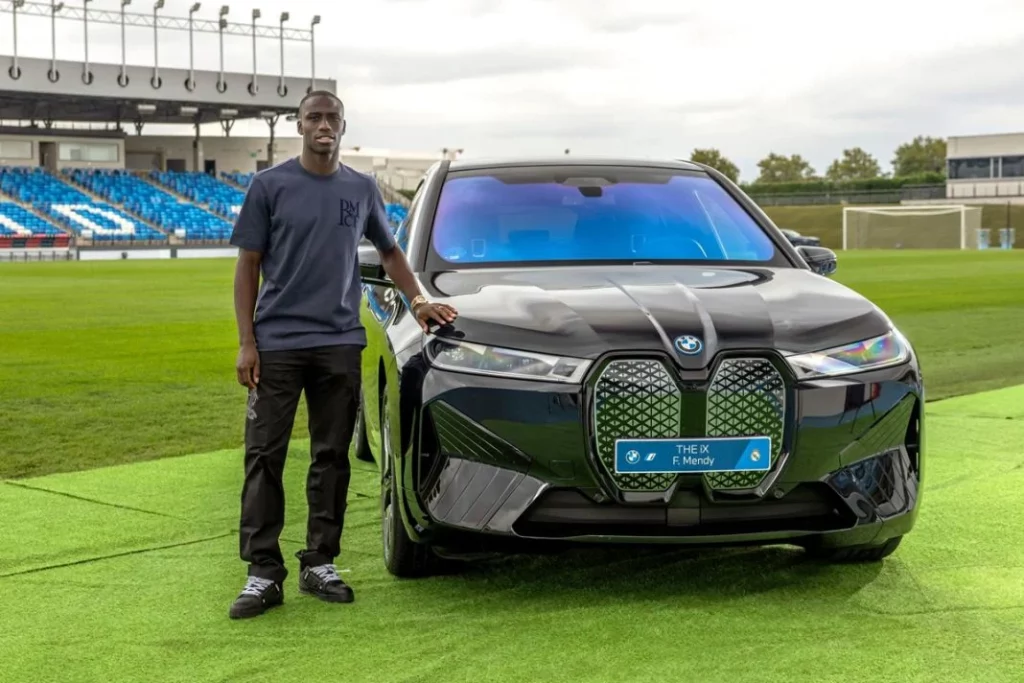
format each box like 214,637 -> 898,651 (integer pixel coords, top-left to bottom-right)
428,166 -> 778,266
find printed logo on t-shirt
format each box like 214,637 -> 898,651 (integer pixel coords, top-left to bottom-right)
340,199 -> 361,228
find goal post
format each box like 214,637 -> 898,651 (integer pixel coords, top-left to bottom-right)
841,204 -> 984,250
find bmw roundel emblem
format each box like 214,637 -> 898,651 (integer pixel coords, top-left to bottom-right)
674,335 -> 703,355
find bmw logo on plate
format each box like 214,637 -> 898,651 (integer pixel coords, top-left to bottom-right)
674,335 -> 703,356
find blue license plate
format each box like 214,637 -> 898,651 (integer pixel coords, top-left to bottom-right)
614,436 -> 771,474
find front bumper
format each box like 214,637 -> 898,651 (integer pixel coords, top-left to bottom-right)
402,349 -> 923,548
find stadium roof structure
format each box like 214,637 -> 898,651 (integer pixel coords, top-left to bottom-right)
0,0 -> 335,133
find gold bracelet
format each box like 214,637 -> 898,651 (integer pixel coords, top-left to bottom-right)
409,295 -> 427,311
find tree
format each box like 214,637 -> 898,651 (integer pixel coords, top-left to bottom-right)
891,136 -> 946,177
826,147 -> 882,181
754,153 -> 816,183
689,148 -> 740,182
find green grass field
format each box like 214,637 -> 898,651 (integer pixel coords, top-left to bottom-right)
2,251 -> 1023,682
2,250 -> 1022,479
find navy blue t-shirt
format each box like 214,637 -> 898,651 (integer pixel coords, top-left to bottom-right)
229,157 -> 397,352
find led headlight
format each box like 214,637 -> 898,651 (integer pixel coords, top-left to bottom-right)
786,330 -> 911,379
424,337 -> 592,383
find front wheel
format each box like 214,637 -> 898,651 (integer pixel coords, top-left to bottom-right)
380,390 -> 434,578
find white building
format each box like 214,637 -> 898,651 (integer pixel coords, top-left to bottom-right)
946,132 -> 1024,203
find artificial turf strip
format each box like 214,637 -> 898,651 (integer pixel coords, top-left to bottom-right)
3,387 -> 1024,682
0,482 -> 227,577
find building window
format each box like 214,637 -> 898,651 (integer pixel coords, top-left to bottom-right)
948,157 -> 992,180
0,140 -> 33,159
1000,156 -> 1024,178
58,142 -> 119,163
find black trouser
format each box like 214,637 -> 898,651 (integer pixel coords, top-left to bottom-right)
239,343 -> 361,584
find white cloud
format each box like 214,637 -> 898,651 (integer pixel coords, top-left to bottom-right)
5,0 -> 1024,180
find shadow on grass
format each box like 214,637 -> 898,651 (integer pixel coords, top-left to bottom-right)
396,543 -> 884,608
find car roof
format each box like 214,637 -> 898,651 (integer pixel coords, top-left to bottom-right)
446,156 -> 707,173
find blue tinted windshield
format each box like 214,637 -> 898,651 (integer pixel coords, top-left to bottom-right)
429,166 -> 778,265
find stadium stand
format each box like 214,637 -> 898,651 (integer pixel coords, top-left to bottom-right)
0,201 -> 71,248
219,170 -> 409,229
0,166 -> 165,243
222,171 -> 254,190
148,170 -> 244,221
0,201 -> 61,237
63,168 -> 232,241
387,203 -> 408,227
1,164 -> 409,249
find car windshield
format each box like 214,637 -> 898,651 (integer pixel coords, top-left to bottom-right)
428,165 -> 779,267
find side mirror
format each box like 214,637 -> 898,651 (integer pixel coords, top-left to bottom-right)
358,243 -> 392,286
797,245 -> 837,276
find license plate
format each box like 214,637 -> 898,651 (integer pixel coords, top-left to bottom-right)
614,436 -> 771,474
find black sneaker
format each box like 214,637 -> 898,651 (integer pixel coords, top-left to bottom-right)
229,576 -> 284,619
298,564 -> 354,603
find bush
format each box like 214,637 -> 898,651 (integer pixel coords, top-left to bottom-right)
741,173 -> 945,196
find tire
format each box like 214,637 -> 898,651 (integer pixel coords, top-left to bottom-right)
351,398 -> 373,463
380,389 -> 434,578
803,535 -> 903,563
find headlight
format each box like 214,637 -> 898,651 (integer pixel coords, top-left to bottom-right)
424,337 -> 592,383
785,330 -> 911,379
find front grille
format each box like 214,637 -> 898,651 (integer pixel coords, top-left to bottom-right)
592,359 -> 681,492
704,358 -> 786,491
590,355 -> 788,497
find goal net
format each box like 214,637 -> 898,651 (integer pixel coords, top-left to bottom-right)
842,205 -> 983,250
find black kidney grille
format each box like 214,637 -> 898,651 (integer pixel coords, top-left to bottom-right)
592,359 -> 682,492
704,358 -> 786,491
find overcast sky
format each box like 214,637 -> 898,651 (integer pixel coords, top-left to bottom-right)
6,0 -> 1024,180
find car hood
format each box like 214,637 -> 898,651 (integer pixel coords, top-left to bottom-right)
426,265 -> 893,367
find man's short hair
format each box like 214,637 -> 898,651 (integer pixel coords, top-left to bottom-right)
298,90 -> 343,114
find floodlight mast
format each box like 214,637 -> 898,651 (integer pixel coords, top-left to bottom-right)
278,11 -> 288,96
49,0 -> 62,82
82,0 -> 92,84
187,2 -> 199,91
250,7 -> 260,94
152,0 -> 163,88
10,0 -> 24,79
119,0 -> 130,86
217,4 -> 227,92
310,14 -> 320,91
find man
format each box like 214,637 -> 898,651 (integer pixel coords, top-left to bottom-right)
227,90 -> 457,620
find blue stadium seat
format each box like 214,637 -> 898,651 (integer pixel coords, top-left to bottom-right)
222,171 -> 254,189
63,168 -> 232,241
220,167 -> 407,229
386,203 -> 408,229
217,169 -> 408,229
0,166 -> 165,242
2,165 -> 414,242
0,201 -> 62,237
149,170 -> 246,222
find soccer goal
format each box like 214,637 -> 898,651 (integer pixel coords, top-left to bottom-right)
841,205 -> 984,250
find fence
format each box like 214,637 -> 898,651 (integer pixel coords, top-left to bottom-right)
748,184 -> 948,207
